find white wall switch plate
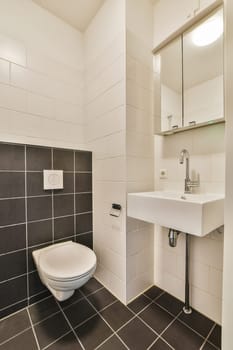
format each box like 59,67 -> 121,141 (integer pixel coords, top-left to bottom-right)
43,170 -> 63,190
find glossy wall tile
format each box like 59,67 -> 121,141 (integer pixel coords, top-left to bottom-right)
0,142 -> 93,319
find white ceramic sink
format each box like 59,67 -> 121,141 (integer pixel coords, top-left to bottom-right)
127,191 -> 224,236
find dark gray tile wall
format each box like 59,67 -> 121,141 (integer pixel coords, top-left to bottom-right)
0,142 -> 93,319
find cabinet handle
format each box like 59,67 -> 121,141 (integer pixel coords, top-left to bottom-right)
172,125 -> 179,129
189,121 -> 196,126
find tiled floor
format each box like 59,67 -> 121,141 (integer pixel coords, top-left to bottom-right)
0,278 -> 221,350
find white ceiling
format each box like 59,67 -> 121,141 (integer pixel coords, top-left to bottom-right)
32,0 -> 106,32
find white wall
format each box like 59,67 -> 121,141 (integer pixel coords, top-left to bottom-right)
126,0 -> 155,302
84,0 -> 127,302
154,126 -> 225,323
222,0 -> 233,348
153,1 -> 225,323
0,0 -> 85,149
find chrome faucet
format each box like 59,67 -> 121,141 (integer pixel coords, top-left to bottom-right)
179,149 -> 199,193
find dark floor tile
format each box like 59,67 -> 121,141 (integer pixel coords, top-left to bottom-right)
75,173 -> 92,192
64,298 -> 96,328
178,309 -> 214,338
0,224 -> 26,254
27,172 -> 50,196
144,286 -> 164,300
208,324 -> 221,349
46,332 -> 82,350
139,303 -> 174,334
76,232 -> 93,249
0,309 -> 30,344
0,143 -> 25,171
76,212 -> 92,234
163,320 -> 204,350
54,173 -> 74,194
80,278 -> 103,296
59,289 -> 83,309
98,335 -> 127,350
75,151 -> 92,172
118,317 -> 157,350
0,299 -> 28,320
156,292 -> 183,316
0,250 -> 27,282
54,195 -> 74,217
29,296 -> 60,324
27,196 -> 52,221
75,193 -> 92,213
0,198 -> 25,226
0,275 -> 27,310
0,172 -> 25,198
28,219 -> 53,247
26,146 -> 51,171
54,216 -> 74,241
101,301 -> 134,331
150,338 -> 173,350
128,294 -> 152,314
28,291 -> 51,306
87,288 -> 116,311
53,149 -> 74,171
75,314 -> 113,350
203,342 -> 218,350
1,328 -> 38,350
28,271 -> 46,297
34,312 -> 70,349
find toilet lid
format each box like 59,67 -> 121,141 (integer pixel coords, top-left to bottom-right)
38,241 -> 97,280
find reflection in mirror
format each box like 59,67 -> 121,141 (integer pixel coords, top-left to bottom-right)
158,37 -> 182,132
183,7 -> 224,127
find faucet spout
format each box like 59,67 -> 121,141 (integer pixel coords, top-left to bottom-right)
179,149 -> 199,193
179,149 -> 190,164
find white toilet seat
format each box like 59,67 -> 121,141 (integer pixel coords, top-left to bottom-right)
37,241 -> 96,280
32,241 -> 97,301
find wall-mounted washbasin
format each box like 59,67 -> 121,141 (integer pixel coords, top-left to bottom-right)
127,191 -> 224,236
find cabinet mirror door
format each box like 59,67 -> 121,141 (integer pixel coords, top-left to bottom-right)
183,7 -> 224,127
156,37 -> 183,132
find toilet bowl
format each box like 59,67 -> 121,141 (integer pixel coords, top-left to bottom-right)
32,241 -> 97,301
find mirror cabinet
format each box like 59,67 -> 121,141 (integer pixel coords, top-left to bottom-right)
154,6 -> 224,135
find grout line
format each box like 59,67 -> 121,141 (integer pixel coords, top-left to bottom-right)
174,317 -> 208,342
0,212 -> 93,230
51,148 -> 54,244
0,272 -> 28,284
0,192 -> 92,202
55,300 -> 85,350
199,323 -> 217,350
42,330 -> 72,350
28,294 -> 53,309
26,309 -> 40,350
32,310 -> 61,326
25,145 -> 30,308
146,310 -> 183,350
0,298 -> 28,314
78,289 -> 130,350
73,151 -> 76,242
0,325 -> 32,347
61,286 -> 104,311
0,170 -> 92,174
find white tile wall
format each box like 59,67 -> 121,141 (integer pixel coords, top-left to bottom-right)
126,0 -> 154,303
154,125 -> 225,323
84,0 -> 127,302
0,0 -> 85,150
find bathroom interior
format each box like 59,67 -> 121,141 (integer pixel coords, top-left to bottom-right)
0,0 -> 232,349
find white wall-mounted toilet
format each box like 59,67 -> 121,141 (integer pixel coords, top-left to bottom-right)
32,241 -> 97,301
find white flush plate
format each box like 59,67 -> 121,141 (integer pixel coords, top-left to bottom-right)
43,170 -> 63,190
